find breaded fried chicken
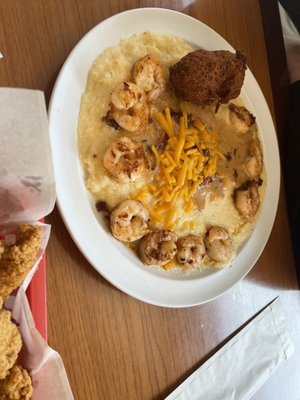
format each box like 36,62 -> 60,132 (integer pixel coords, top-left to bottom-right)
0,310 -> 22,380
0,225 -> 41,308
170,49 -> 247,106
0,365 -> 32,400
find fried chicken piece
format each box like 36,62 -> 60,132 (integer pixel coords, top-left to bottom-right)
0,242 -> 5,257
0,225 -> 41,308
0,365 -> 32,400
0,310 -> 22,380
169,49 -> 247,106
0,243 -> 5,307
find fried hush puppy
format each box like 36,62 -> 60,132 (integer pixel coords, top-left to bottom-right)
0,310 -> 22,380
169,49 -> 247,106
0,224 -> 41,308
0,365 -> 32,400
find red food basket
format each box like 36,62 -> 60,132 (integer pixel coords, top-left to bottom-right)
26,254 -> 47,341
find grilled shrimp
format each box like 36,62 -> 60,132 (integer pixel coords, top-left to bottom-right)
139,230 -> 178,266
244,139 -> 263,178
204,226 -> 232,263
133,54 -> 167,102
103,136 -> 148,183
234,181 -> 260,218
110,82 -> 149,132
229,103 -> 255,134
110,200 -> 150,242
176,235 -> 205,268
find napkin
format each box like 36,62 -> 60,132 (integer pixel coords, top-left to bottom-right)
0,88 -> 56,224
165,297 -> 294,400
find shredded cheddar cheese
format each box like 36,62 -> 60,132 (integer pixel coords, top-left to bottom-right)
132,106 -> 224,229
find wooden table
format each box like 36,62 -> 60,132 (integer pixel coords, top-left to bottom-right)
1,1 -> 300,399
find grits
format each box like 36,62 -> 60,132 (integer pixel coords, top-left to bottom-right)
78,32 -> 265,271
78,32 -> 192,208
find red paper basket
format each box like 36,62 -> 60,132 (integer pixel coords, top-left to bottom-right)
26,254 -> 47,341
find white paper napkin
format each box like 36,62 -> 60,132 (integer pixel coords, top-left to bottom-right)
0,88 -> 56,224
165,297 -> 294,400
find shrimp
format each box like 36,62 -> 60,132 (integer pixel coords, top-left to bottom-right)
133,54 -> 167,102
244,139 -> 263,178
110,82 -> 149,132
103,136 -> 148,183
204,226 -> 232,263
110,199 -> 150,242
139,230 -> 178,266
176,235 -> 205,268
229,103 -> 255,134
234,180 -> 260,218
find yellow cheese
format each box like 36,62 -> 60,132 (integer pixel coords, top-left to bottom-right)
177,160 -> 188,187
174,135 -> 185,164
145,106 -> 223,229
153,111 -> 174,137
163,260 -> 176,270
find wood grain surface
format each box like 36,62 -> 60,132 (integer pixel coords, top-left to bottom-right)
1,1 -> 300,399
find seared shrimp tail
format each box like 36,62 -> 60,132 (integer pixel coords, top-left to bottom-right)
133,54 -> 167,102
204,226 -> 232,263
176,235 -> 205,268
234,180 -> 260,218
110,199 -> 150,242
110,82 -> 149,132
103,136 -> 148,183
139,230 -> 178,266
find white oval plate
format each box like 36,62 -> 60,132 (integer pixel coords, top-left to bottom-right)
48,8 -> 280,308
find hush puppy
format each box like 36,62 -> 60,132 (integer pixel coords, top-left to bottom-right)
170,49 -> 247,106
